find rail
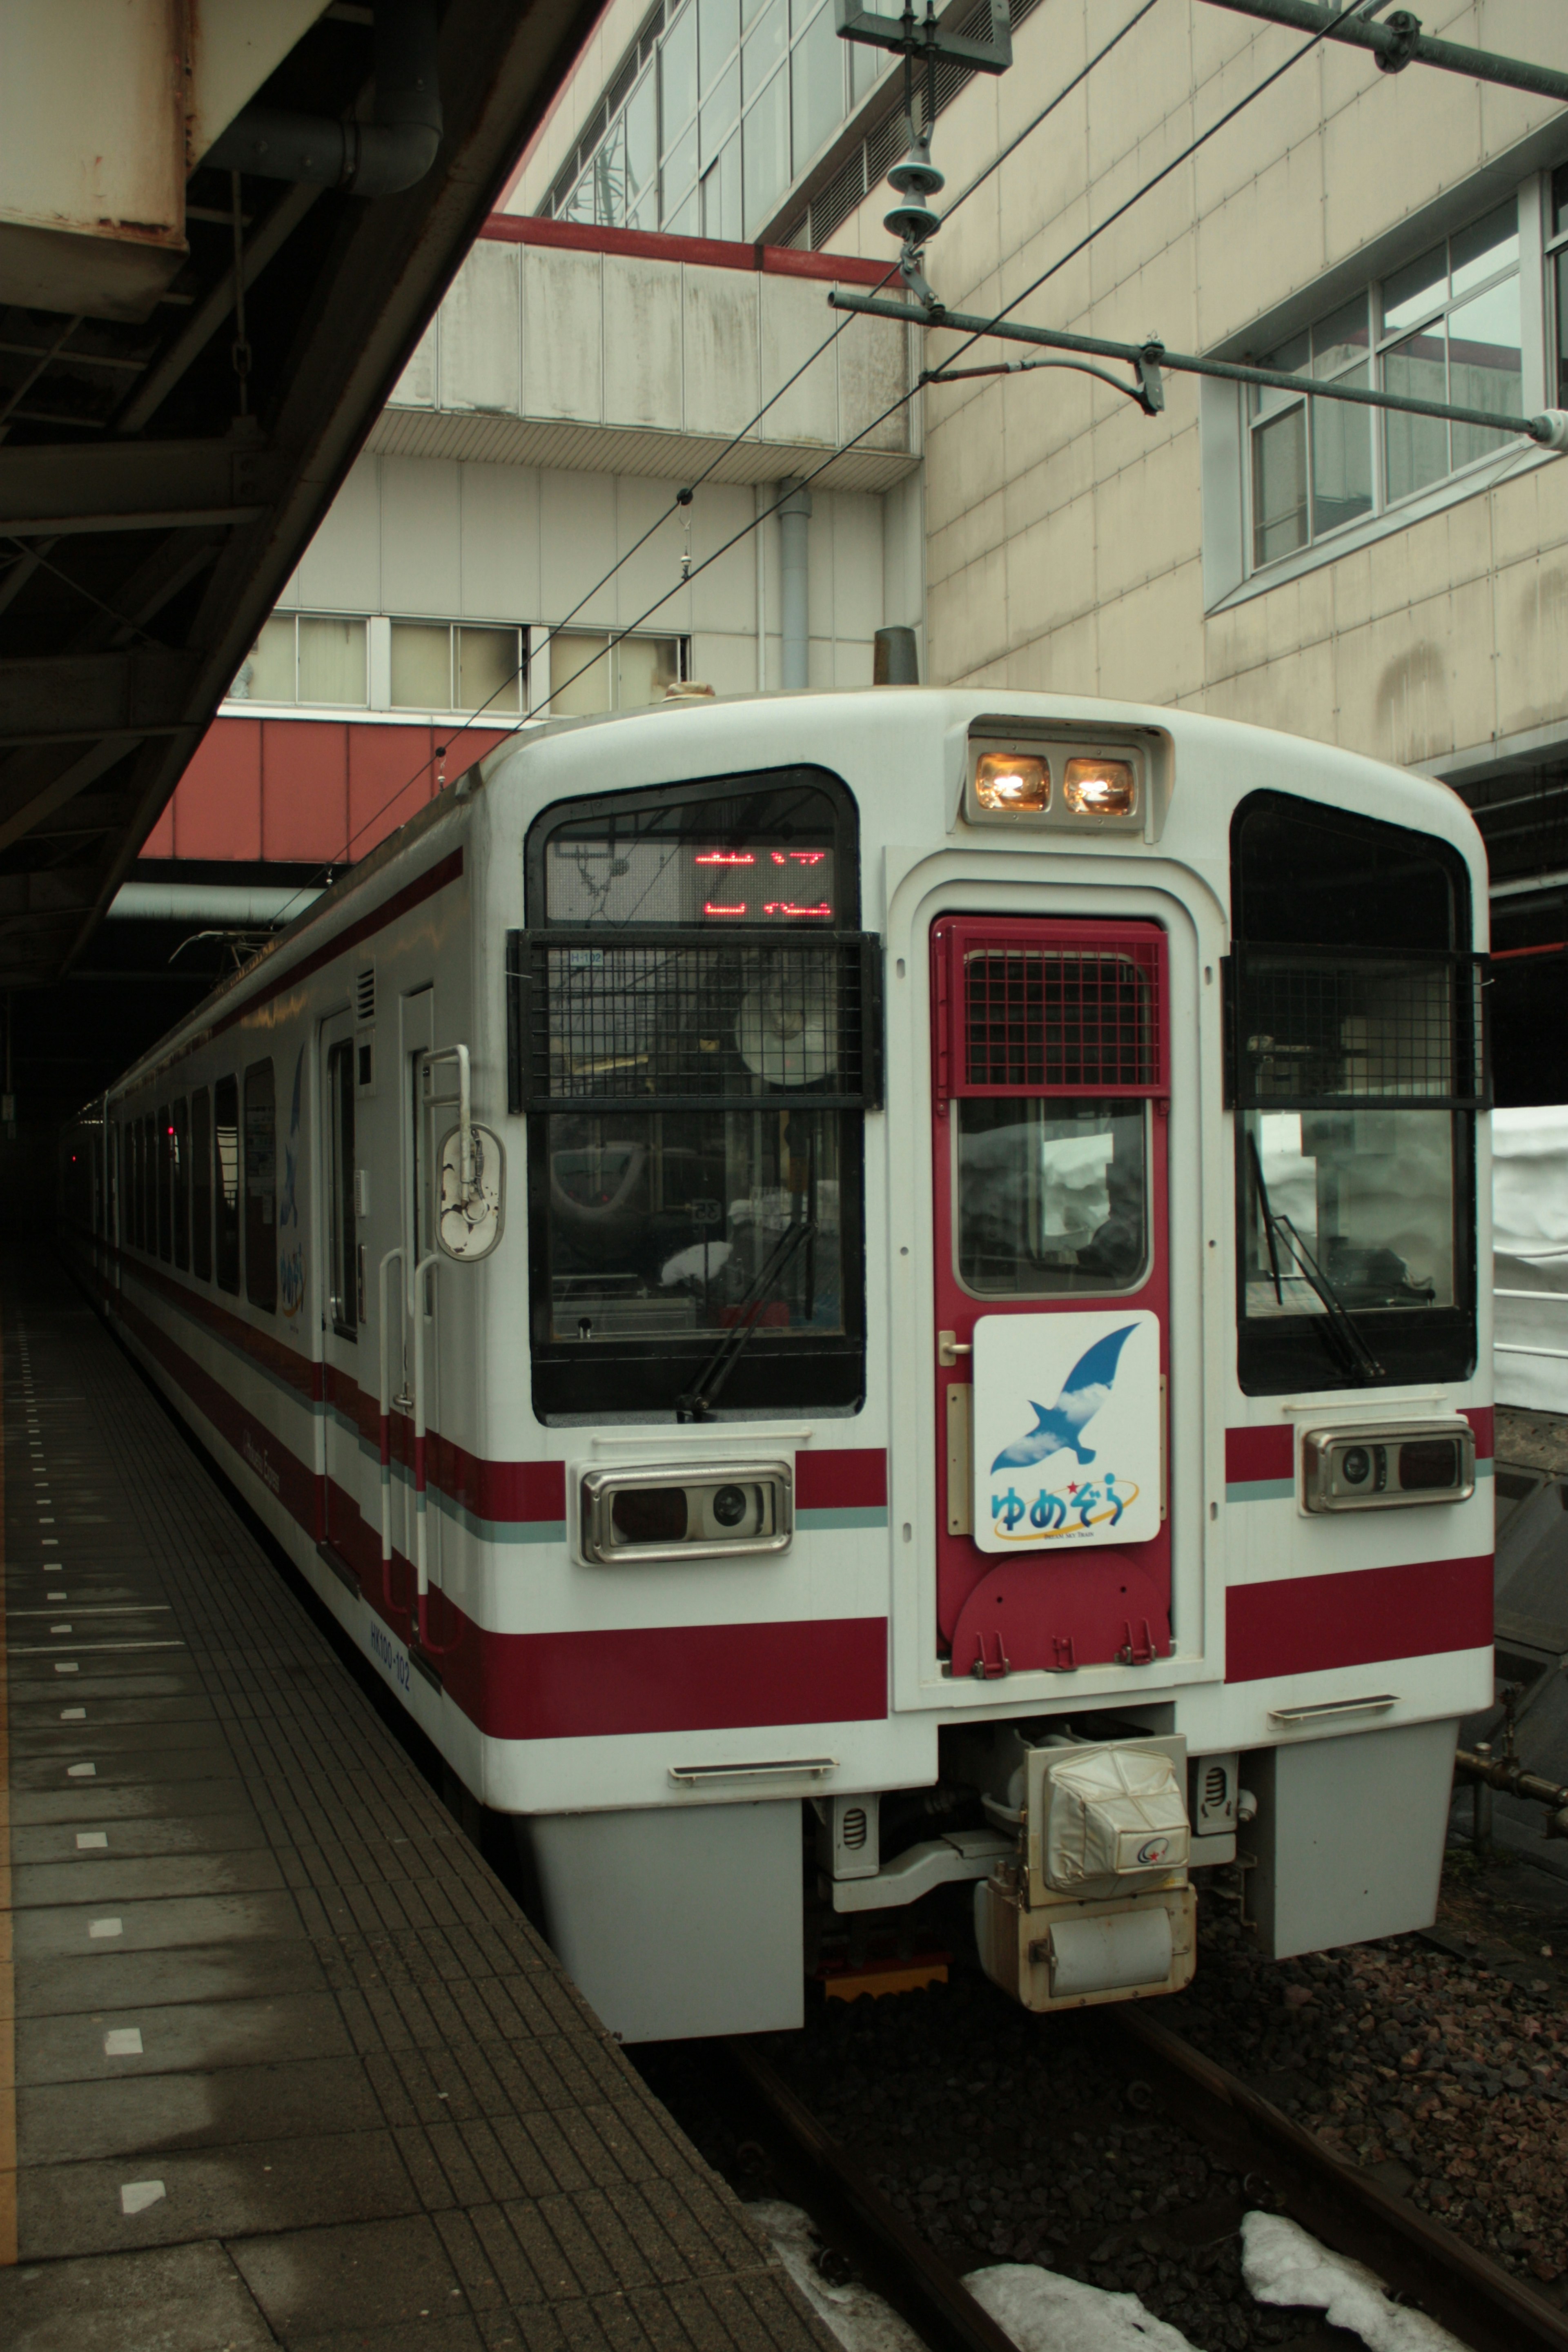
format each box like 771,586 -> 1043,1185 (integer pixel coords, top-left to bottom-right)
715,2013 -> 1568,2352
1101,2007 -> 1568,2352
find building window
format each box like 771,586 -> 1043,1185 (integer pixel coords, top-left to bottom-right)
232,613 -> 369,706
549,633 -> 682,715
544,0 -> 877,240
389,621 -> 525,714
1245,194 -> 1526,576
1550,163 -> 1568,406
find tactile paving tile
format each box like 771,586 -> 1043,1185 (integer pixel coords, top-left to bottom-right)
0,1264 -> 835,2352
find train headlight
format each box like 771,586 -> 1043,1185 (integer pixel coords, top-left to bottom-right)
1301,1421 -> 1475,1512
973,751 -> 1050,812
1064,757 -> 1137,817
579,1461 -> 793,1563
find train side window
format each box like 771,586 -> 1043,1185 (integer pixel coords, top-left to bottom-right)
327,1040 -> 356,1338
1230,791 -> 1480,1393
172,1098 -> 191,1270
243,1060 -> 277,1312
141,1114 -> 155,1251
215,1076 -> 241,1294
520,764 -> 873,1418
191,1088 -> 212,1282
156,1105 -> 174,1263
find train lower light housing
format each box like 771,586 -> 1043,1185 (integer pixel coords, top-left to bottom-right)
1064,757 -> 1137,817
973,751 -> 1049,811
1301,1421 -> 1476,1513
579,1461 -> 793,1564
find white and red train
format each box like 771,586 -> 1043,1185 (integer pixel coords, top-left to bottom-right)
63,687 -> 1494,2039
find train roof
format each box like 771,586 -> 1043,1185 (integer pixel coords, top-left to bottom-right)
89,686 -> 1482,1109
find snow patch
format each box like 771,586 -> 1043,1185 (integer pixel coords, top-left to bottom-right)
965,2263 -> 1200,2351
1241,2212 -> 1468,2352
752,2200 -> 926,2352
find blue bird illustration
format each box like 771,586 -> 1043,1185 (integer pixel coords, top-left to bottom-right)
989,1324 -> 1137,1473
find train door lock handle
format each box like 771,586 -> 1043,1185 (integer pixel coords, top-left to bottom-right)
938,1330 -> 971,1366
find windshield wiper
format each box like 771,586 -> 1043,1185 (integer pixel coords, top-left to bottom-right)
1247,1134 -> 1385,1384
675,1218 -> 817,1423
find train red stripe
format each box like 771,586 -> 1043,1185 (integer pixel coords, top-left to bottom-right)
1225,1425 -> 1294,1485
1225,1555 -> 1493,1682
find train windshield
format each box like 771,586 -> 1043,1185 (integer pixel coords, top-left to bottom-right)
1231,795 -> 1481,1392
522,767 -> 872,1416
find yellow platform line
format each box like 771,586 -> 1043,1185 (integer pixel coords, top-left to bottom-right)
0,1302 -> 15,2268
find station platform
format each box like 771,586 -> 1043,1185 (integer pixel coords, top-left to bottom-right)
0,1261 -> 831,2352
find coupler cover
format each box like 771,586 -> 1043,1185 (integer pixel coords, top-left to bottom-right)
976,1880 -> 1197,2011
976,1735 -> 1196,2011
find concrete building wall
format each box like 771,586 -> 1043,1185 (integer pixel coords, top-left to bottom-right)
145,221 -> 924,866
813,0 -> 1568,785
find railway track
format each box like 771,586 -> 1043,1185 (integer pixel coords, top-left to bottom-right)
716,2011 -> 1568,2352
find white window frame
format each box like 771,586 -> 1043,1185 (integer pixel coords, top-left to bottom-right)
555,0 -> 860,241
1546,160 -> 1568,409
386,617 -> 530,718
1204,169 -> 1555,615
226,617 -> 535,722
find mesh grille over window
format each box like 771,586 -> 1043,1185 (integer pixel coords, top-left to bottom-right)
933,920 -> 1167,1110
513,931 -> 881,1112
1233,949 -> 1488,1109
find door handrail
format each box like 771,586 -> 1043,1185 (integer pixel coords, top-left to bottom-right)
411,1243 -> 460,1660
377,1245 -> 404,1618
423,1042 -> 474,1199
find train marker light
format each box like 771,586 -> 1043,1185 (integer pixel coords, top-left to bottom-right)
1301,1420 -> 1475,1512
1065,757 -> 1137,817
973,751 -> 1049,811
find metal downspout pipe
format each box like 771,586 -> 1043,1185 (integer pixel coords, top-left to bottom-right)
778,478 -> 812,690
203,0 -> 443,198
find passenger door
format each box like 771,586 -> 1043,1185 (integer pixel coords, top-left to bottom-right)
931,915 -> 1172,1675
399,987 -> 441,1600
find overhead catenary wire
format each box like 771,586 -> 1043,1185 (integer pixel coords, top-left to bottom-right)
257,7 -> 1182,929
256,254 -> 911,936
899,0 -> 1387,388
256,0 -> 1359,940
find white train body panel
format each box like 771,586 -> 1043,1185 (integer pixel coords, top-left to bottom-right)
64,689 -> 1494,2036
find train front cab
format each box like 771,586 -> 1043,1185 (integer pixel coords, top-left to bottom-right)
497,697 -> 1491,2040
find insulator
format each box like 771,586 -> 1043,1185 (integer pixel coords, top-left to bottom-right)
887,155 -> 944,202
885,201 -> 941,244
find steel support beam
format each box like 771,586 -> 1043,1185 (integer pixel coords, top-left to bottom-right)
826,290 -> 1568,446
0,650 -> 198,745
0,439 -> 279,534
1196,1 -> 1568,106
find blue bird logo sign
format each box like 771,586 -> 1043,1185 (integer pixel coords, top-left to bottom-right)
970,1309 -> 1160,1553
989,1324 -> 1136,1473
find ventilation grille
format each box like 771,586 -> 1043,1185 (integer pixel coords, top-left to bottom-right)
354,965 -> 376,1024
515,929 -> 884,1112
935,918 -> 1168,1108
1232,949 -> 1487,1109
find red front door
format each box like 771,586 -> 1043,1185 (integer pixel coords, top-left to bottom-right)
931,916 -> 1172,1677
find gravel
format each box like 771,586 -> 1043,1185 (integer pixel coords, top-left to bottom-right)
636,1863 -> 1568,2352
